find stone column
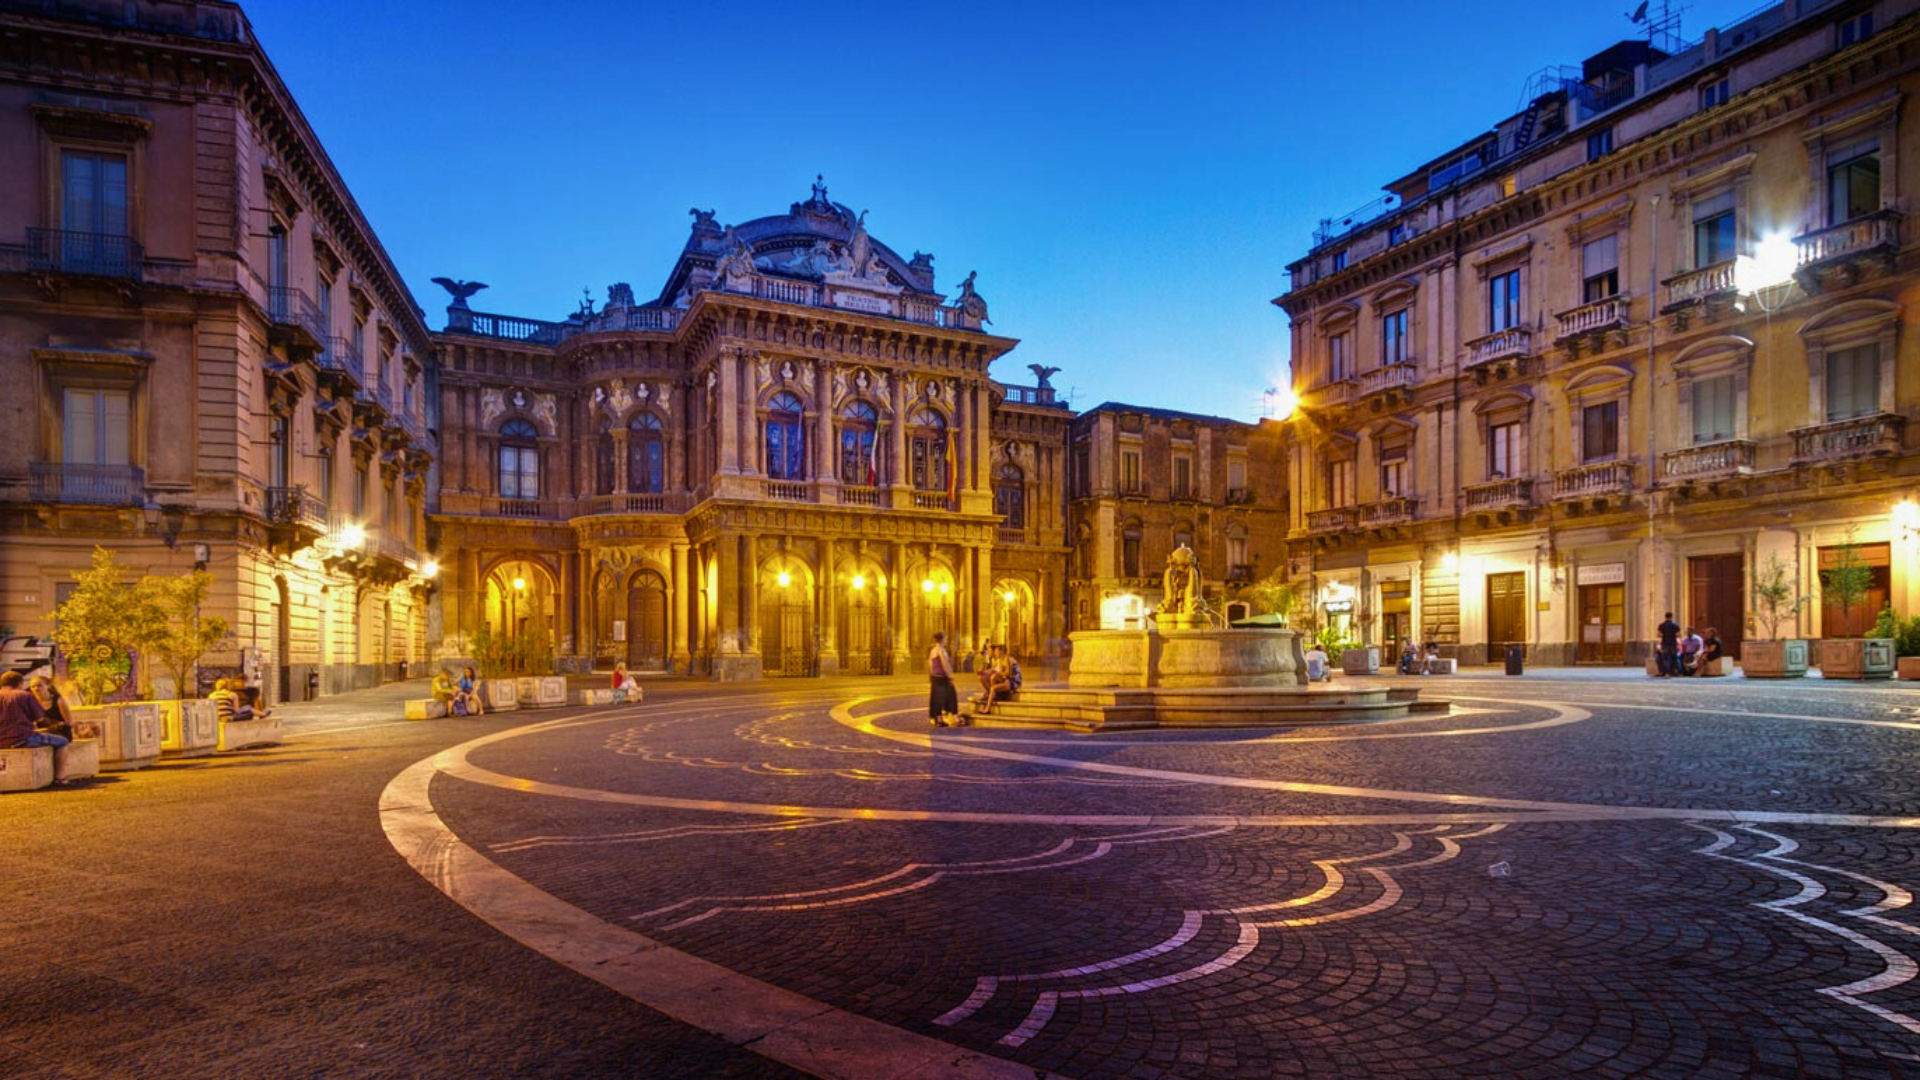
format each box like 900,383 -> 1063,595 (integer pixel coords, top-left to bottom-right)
739,533 -> 759,660
814,362 -> 835,489
890,370 -> 909,500
818,536 -> 839,673
738,351 -> 756,475
718,353 -> 741,475
891,539 -> 910,668
716,536 -> 740,656
973,381 -> 991,495
671,542 -> 691,669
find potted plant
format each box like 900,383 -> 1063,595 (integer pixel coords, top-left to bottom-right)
131,568 -> 230,757
1744,554 -> 1809,679
1870,606 -> 1920,681
1817,543 -> 1894,680
47,547 -> 161,770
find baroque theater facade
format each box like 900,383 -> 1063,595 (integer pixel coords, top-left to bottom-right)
431,181 -> 1075,678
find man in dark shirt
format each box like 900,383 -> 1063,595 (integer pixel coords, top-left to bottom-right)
1656,612 -> 1681,677
0,670 -> 65,750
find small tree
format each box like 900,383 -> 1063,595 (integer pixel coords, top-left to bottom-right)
1751,554 -> 1808,640
1237,571 -> 1298,623
1821,543 -> 1874,639
47,546 -> 137,705
134,569 -> 229,699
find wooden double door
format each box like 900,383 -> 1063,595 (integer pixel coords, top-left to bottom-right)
1687,554 -> 1744,659
1485,572 -> 1527,661
626,572 -> 667,669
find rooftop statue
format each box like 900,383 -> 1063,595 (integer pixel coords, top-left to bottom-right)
956,271 -> 990,324
431,278 -> 488,310
1027,364 -> 1061,389
846,210 -> 875,278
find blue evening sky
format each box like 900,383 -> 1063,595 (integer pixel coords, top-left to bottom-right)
245,0 -> 1761,420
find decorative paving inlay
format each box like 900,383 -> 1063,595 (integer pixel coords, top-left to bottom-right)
384,676 -> 1920,1077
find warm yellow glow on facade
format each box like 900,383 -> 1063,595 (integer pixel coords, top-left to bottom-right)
850,574 -> 866,591
776,570 -> 792,588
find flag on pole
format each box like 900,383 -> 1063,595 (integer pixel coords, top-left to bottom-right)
866,431 -> 878,487
945,424 -> 958,508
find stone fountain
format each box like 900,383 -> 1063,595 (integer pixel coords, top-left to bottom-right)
985,546 -> 1441,732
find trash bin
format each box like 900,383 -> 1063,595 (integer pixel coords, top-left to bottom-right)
1504,644 -> 1524,676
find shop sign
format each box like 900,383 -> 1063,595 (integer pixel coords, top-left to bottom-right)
1576,563 -> 1626,586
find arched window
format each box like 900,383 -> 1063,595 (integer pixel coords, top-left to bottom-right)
628,412 -> 665,493
498,418 -> 539,499
764,391 -> 805,480
910,408 -> 948,491
995,462 -> 1025,529
839,400 -> 880,485
595,420 -> 616,495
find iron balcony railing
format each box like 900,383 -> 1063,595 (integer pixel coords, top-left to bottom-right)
265,485 -> 328,530
318,335 -> 363,380
267,286 -> 326,343
30,462 -> 146,506
27,228 -> 142,280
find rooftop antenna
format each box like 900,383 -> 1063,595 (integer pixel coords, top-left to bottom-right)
1631,0 -> 1691,54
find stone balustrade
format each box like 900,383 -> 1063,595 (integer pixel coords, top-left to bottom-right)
1663,260 -> 1736,307
1305,506 -> 1357,533
1663,439 -> 1755,479
1795,210 -> 1900,269
764,480 -> 813,502
1554,459 -> 1635,499
1465,327 -> 1530,368
1461,477 -> 1534,510
1790,413 -> 1906,463
1359,496 -> 1418,526
1357,363 -> 1415,398
1555,294 -> 1631,341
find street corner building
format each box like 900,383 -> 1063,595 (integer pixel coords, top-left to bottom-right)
1278,0 -> 1920,666
0,1 -> 1291,691
0,1 -> 434,699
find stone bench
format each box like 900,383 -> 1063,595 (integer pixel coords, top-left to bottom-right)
481,680 -> 520,712
160,699 -> 220,758
0,746 -> 54,792
70,703 -> 161,771
405,699 -> 448,721
219,717 -> 284,751
516,676 -> 568,709
1424,658 -> 1455,675
57,739 -> 100,782
576,688 -> 640,706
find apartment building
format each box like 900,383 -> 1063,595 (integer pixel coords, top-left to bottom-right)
1067,404 -> 1290,631
1280,0 -> 1920,664
0,0 -> 435,699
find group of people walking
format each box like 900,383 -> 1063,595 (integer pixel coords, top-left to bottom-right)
1654,613 -> 1725,677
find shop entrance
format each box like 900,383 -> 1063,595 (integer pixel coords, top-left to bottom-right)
1486,571 -> 1527,662
1577,583 -> 1626,663
1687,554 -> 1746,658
1380,579 -> 1412,658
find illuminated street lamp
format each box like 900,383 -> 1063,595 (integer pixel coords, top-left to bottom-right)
850,574 -> 866,591
922,579 -> 935,593
419,558 -> 440,580
1734,232 -> 1799,299
1895,498 -> 1920,544
776,570 -> 792,588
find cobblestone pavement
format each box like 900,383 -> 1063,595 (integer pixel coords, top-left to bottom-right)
408,671 -> 1920,1078
10,673 -> 1920,1077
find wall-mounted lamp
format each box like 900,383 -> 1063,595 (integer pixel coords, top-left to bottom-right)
850,574 -> 866,591
513,576 -> 527,593
776,570 -> 792,588
419,558 -> 441,580
922,579 -> 935,593
142,500 -> 185,548
1441,551 -> 1460,572
1895,499 -> 1920,543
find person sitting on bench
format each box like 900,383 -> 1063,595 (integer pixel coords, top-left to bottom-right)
0,670 -> 64,753
977,645 -> 1015,715
1699,628 -> 1725,674
432,668 -> 458,708
29,676 -> 73,740
209,678 -> 252,723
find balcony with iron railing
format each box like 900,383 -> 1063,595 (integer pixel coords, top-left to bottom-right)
27,228 -> 142,281
1553,459 -> 1635,501
1356,363 -> 1416,399
1555,294 -> 1632,343
1663,439 -> 1756,480
1305,506 -> 1358,534
376,533 -> 418,569
1791,413 -> 1906,464
1662,260 -> 1736,309
1465,328 -> 1531,369
29,462 -> 146,506
265,485 -> 328,532
1461,476 -> 1534,511
266,286 -> 326,350
1795,210 -> 1900,274
316,335 -> 363,384
1359,496 -> 1419,527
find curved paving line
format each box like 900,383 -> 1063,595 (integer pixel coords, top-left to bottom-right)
380,728 -> 1053,1080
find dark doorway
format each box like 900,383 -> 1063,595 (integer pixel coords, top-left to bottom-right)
627,571 -> 667,669
1688,554 -> 1746,658
841,589 -> 890,675
1380,579 -> 1412,658
275,576 -> 292,702
1486,571 -> 1527,661
761,598 -> 814,677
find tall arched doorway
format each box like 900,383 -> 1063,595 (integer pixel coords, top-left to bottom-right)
591,568 -> 620,666
911,565 -> 956,670
483,559 -> 558,643
759,559 -> 815,677
627,570 -> 668,670
992,578 -> 1036,660
839,568 -> 890,675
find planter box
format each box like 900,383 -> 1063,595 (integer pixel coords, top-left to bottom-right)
405,699 -> 447,721
1426,658 -> 1455,674
0,746 -> 54,792
57,739 -> 100,782
1742,640 -> 1808,679
219,717 -> 283,751
158,699 -> 221,758
482,679 -> 520,712
576,688 -> 619,706
516,676 -> 568,708
1340,647 -> 1380,676
69,703 -> 161,771
1817,637 -> 1896,680
1899,656 -> 1920,681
